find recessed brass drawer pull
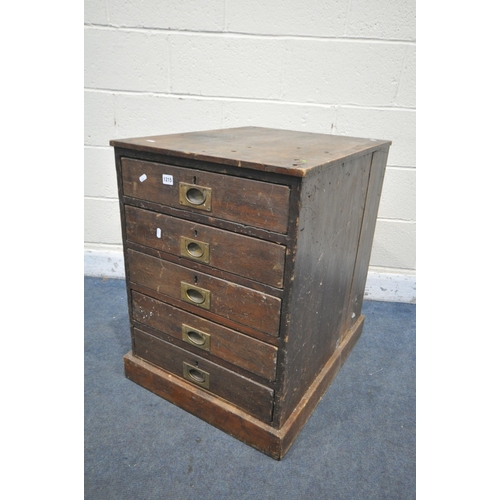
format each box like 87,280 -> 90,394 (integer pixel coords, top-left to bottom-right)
182,323 -> 211,352
180,281 -> 211,310
179,182 -> 212,211
183,362 -> 210,389
180,236 -> 210,264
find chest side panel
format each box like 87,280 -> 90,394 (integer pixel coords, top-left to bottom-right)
344,147 -> 389,334
274,153 -> 373,425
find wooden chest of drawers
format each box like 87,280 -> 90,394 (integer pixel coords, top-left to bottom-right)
110,127 -> 391,459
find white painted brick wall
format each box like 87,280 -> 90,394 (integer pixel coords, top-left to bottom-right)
106,0 -> 225,31
170,35 -> 286,99
84,198 -> 122,244
85,28 -> 170,92
84,146 -> 117,198
84,0 -> 416,301
335,107 -> 415,166
114,93 -> 224,138
345,0 -> 416,40
378,168 -> 415,221
222,100 -> 333,133
84,90 -> 115,145
226,1 -> 349,36
397,45 -> 416,107
281,40 -> 406,106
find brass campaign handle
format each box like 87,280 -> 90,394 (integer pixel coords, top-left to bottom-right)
182,324 -> 211,352
181,282 -> 211,310
179,182 -> 212,212
183,362 -> 210,389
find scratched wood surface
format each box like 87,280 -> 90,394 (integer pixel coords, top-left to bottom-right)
345,148 -> 389,334
121,157 -> 290,233
125,205 -> 286,288
123,313 -> 365,459
111,127 -> 390,177
273,152 -> 374,426
127,249 -> 282,337
112,127 -> 391,458
131,291 -> 278,381
133,327 -> 275,421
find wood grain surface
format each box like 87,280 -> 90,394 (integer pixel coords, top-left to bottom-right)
131,291 -> 278,381
133,327 -> 275,421
127,249 -> 282,336
121,157 -> 290,233
125,205 -> 286,288
111,127 -> 391,177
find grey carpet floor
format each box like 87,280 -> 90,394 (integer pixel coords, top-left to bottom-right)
84,276 -> 415,500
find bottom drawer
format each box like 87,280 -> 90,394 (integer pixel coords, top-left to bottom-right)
133,328 -> 274,421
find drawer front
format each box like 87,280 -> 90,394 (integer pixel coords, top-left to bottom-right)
133,327 -> 274,421
131,291 -> 278,381
121,158 -> 290,234
128,249 -> 281,336
125,206 -> 286,288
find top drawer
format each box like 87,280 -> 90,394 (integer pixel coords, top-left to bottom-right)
121,158 -> 290,234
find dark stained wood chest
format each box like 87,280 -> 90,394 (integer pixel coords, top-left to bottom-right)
110,126 -> 391,459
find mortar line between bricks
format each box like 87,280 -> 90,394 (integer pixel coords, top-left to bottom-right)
85,195 -> 119,202
85,241 -> 123,248
166,35 -> 172,93
84,23 -> 416,45
385,165 -> 416,172
394,45 -> 410,106
369,265 -> 416,274
84,88 -> 416,112
377,218 -> 416,224
386,165 -> 416,171
84,145 -> 112,150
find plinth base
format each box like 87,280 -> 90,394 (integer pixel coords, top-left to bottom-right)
124,315 -> 364,460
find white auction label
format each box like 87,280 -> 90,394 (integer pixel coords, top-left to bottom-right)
156,228 -> 162,238
162,174 -> 173,185
139,174 -> 147,182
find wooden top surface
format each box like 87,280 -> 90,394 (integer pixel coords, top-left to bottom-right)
110,127 -> 391,177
